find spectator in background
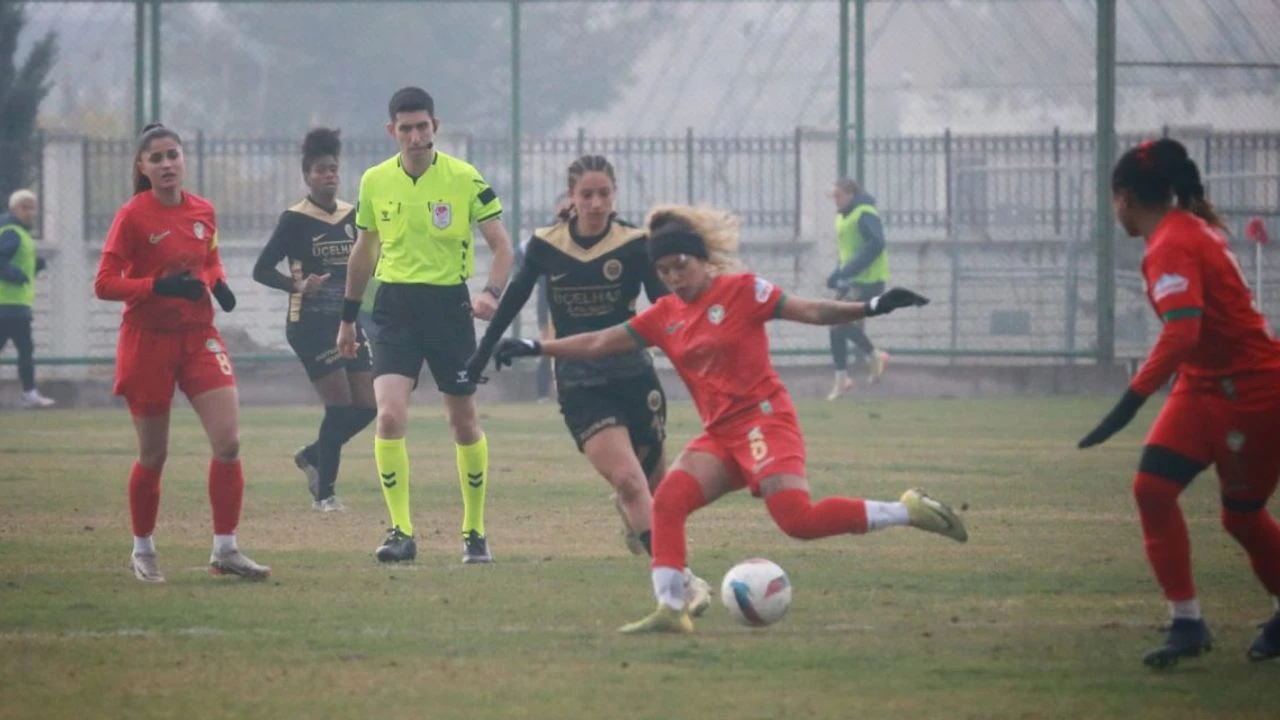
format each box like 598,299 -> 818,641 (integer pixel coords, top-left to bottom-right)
0,189 -> 55,409
825,177 -> 891,400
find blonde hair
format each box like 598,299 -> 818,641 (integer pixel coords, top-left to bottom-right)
8,189 -> 35,210
644,204 -> 742,275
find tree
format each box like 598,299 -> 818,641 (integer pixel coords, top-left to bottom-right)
0,1 -> 57,203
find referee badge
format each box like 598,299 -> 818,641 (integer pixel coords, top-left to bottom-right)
431,202 -> 452,229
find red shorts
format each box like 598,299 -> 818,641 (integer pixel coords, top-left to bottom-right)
114,324 -> 237,417
686,412 -> 807,496
1146,386 -> 1280,507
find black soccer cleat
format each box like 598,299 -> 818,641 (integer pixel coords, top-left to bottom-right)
375,527 -> 417,563
1247,611 -> 1280,662
1143,618 -> 1213,669
461,530 -> 492,564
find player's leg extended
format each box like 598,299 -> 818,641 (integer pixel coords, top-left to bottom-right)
190,384 -> 270,581
1133,397 -> 1213,668
1215,404 -> 1280,661
620,447 -> 731,634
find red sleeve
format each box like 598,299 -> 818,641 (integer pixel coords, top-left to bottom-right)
626,298 -> 668,351
1131,239 -> 1203,396
744,274 -> 785,324
94,207 -> 154,302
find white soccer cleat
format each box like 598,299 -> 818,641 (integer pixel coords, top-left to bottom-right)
826,375 -> 854,401
684,569 -> 713,617
868,350 -> 890,384
209,548 -> 271,580
130,551 -> 165,583
313,497 -> 345,513
21,389 -> 55,409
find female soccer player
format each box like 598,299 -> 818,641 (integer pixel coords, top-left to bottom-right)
490,205 -> 967,634
465,156 -> 711,613
1078,138 -> 1280,667
94,123 -> 270,584
253,128 -> 376,511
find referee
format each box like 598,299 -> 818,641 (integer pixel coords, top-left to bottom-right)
338,86 -> 515,564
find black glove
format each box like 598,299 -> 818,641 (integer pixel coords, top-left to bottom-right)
865,287 -> 930,317
35,257 -> 47,274
492,338 -> 542,370
825,269 -> 842,290
212,279 -> 236,312
464,343 -> 494,384
1078,389 -> 1147,449
153,270 -> 206,301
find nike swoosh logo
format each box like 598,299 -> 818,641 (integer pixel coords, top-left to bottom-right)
467,471 -> 484,488
312,234 -> 327,243
550,273 -> 568,282
380,471 -> 397,488
148,231 -> 170,244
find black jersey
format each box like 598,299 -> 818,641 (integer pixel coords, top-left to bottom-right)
479,215 -> 667,388
253,198 -> 357,323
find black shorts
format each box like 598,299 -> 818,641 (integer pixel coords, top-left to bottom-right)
372,282 -> 477,396
559,369 -> 667,453
286,316 -> 372,381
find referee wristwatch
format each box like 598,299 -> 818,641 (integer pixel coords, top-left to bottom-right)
482,284 -> 503,300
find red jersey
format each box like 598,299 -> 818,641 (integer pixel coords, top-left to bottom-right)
627,272 -> 792,433
1133,209 -> 1280,398
94,191 -> 225,331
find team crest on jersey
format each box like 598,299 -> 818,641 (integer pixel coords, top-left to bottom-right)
754,276 -> 774,303
193,222 -> 206,240
647,389 -> 663,412
205,338 -> 223,353
345,224 -> 355,239
431,202 -> 452,229
1151,273 -> 1189,301
1226,430 -> 1246,453
603,258 -> 623,281
707,304 -> 725,325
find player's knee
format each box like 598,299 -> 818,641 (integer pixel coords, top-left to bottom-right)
137,448 -> 167,470
211,436 -> 240,461
652,469 -> 705,520
609,469 -> 650,508
1133,471 -> 1182,512
448,415 -> 482,445
1221,500 -> 1267,542
376,406 -> 407,438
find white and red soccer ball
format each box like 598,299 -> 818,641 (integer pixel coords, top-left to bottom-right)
720,558 -> 792,627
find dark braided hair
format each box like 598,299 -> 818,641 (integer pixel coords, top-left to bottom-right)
1112,138 -> 1224,229
133,123 -> 183,195
302,127 -> 342,174
560,155 -> 616,221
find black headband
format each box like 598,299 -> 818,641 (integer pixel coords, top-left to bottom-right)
648,229 -> 709,265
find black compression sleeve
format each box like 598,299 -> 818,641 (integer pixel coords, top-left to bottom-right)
477,254 -> 541,354
253,212 -> 299,293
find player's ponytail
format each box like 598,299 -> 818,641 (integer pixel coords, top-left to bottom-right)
133,123 -> 183,195
1170,155 -> 1224,230
1111,137 -> 1223,229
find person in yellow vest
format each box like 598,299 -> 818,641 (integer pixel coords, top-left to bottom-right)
825,178 -> 891,400
0,189 -> 55,409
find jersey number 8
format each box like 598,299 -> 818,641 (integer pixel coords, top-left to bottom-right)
747,427 -> 769,462
214,352 -> 233,376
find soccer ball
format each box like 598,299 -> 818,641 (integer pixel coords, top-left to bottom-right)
720,558 -> 792,627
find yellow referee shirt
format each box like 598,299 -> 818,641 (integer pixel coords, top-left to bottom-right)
355,151 -> 503,285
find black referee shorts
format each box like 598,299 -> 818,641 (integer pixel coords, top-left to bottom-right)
559,369 -> 667,453
286,315 -> 372,381
371,282 -> 477,396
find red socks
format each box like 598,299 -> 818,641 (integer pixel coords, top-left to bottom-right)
208,458 -> 245,536
650,470 -> 708,570
1133,472 -> 1195,601
765,489 -> 868,539
128,462 -> 162,537
1222,508 -> 1280,597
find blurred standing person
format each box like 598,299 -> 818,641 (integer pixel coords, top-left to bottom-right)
825,178 -> 891,400
0,189 -> 55,408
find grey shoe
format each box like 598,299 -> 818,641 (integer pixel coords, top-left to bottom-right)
462,530 -> 492,564
209,548 -> 271,581
313,496 -> 345,513
130,551 -> 165,583
294,446 -> 320,501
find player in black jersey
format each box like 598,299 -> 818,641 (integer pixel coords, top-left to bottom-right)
465,155 -> 711,614
253,128 -> 376,511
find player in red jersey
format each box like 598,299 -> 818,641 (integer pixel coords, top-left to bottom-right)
94,123 -> 270,584
491,205 -> 968,633
1079,138 -> 1280,666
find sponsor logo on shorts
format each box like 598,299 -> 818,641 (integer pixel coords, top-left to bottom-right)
1151,273 -> 1189,301
646,389 -> 662,412
603,259 -> 623,281
1226,430 -> 1245,453
205,338 -> 223,353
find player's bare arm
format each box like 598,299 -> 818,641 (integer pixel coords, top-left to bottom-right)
338,228 -> 379,357
473,217 -> 514,321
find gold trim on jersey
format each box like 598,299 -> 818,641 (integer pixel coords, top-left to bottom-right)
288,259 -> 303,322
534,220 -> 645,264
288,197 -> 355,225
